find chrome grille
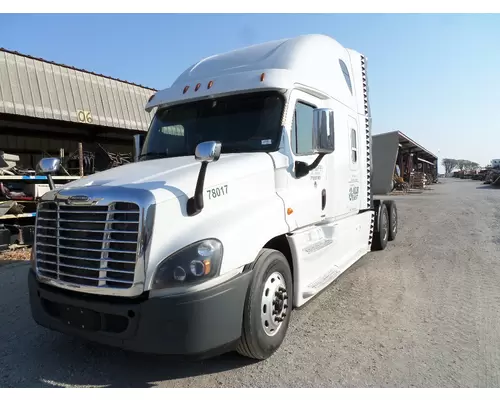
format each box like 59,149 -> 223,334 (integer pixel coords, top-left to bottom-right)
35,201 -> 140,289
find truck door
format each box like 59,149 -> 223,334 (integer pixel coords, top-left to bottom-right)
284,90 -> 328,229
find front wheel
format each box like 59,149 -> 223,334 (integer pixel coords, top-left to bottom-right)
236,249 -> 293,360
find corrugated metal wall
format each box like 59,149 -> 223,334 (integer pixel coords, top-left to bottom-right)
372,132 -> 399,195
0,50 -> 156,131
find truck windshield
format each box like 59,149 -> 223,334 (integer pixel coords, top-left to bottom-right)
140,91 -> 284,160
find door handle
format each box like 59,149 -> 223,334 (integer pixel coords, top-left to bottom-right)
321,189 -> 326,210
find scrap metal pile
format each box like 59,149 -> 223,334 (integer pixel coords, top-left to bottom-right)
454,160 -> 500,186
96,143 -> 132,170
65,149 -> 95,176
65,144 -> 132,176
484,169 -> 500,186
0,152 -> 35,178
0,143 -> 133,252
0,152 -> 34,211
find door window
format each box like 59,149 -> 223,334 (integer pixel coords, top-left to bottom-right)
350,128 -> 358,164
291,101 -> 316,156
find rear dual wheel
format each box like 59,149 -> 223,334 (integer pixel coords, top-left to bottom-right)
371,201 -> 397,251
388,201 -> 397,241
372,203 -> 389,251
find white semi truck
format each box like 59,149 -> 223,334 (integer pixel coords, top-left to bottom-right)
28,34 -> 398,360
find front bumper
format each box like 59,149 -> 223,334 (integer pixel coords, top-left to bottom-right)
28,269 -> 252,356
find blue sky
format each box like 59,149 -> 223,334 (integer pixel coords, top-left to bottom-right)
1,13 -> 499,169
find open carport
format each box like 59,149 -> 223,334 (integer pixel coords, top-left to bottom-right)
372,130 -> 438,194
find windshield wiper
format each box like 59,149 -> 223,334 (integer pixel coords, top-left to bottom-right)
139,152 -> 168,161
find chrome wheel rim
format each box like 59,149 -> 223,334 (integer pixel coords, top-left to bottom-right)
383,212 -> 388,242
392,208 -> 397,234
261,271 -> 288,337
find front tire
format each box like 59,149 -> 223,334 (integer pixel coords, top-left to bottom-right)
236,249 -> 293,360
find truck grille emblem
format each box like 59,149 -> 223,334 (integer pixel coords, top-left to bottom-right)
66,195 -> 90,204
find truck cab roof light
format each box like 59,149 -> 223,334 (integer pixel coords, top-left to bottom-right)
207,81 -> 214,89
183,85 -> 190,94
195,83 -> 201,91
260,73 -> 265,82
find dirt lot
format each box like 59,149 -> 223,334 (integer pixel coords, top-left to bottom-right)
1,178 -> 499,387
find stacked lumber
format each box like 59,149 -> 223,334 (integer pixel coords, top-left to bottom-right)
412,172 -> 427,189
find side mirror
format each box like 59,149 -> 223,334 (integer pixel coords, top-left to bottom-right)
195,141 -> 222,163
294,109 -> 335,179
37,157 -> 60,174
312,108 -> 335,154
36,157 -> 61,190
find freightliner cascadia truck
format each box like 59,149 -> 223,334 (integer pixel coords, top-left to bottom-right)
28,34 -> 399,360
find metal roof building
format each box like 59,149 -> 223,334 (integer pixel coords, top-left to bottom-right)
0,48 -> 155,130
0,48 -> 156,169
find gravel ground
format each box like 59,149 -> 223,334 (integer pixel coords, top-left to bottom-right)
1,178 -> 500,388
0,247 -> 31,264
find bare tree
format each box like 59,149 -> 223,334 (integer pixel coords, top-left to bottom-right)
457,159 -> 467,171
442,158 -> 458,175
442,158 -> 480,175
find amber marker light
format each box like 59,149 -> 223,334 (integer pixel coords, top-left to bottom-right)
203,260 -> 211,275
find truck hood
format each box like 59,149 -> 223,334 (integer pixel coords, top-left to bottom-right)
63,153 -> 275,204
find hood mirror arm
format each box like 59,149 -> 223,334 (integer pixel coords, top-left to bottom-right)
186,141 -> 222,217
46,174 -> 56,191
187,161 -> 209,216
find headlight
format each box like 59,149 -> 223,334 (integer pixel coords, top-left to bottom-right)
152,239 -> 223,290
